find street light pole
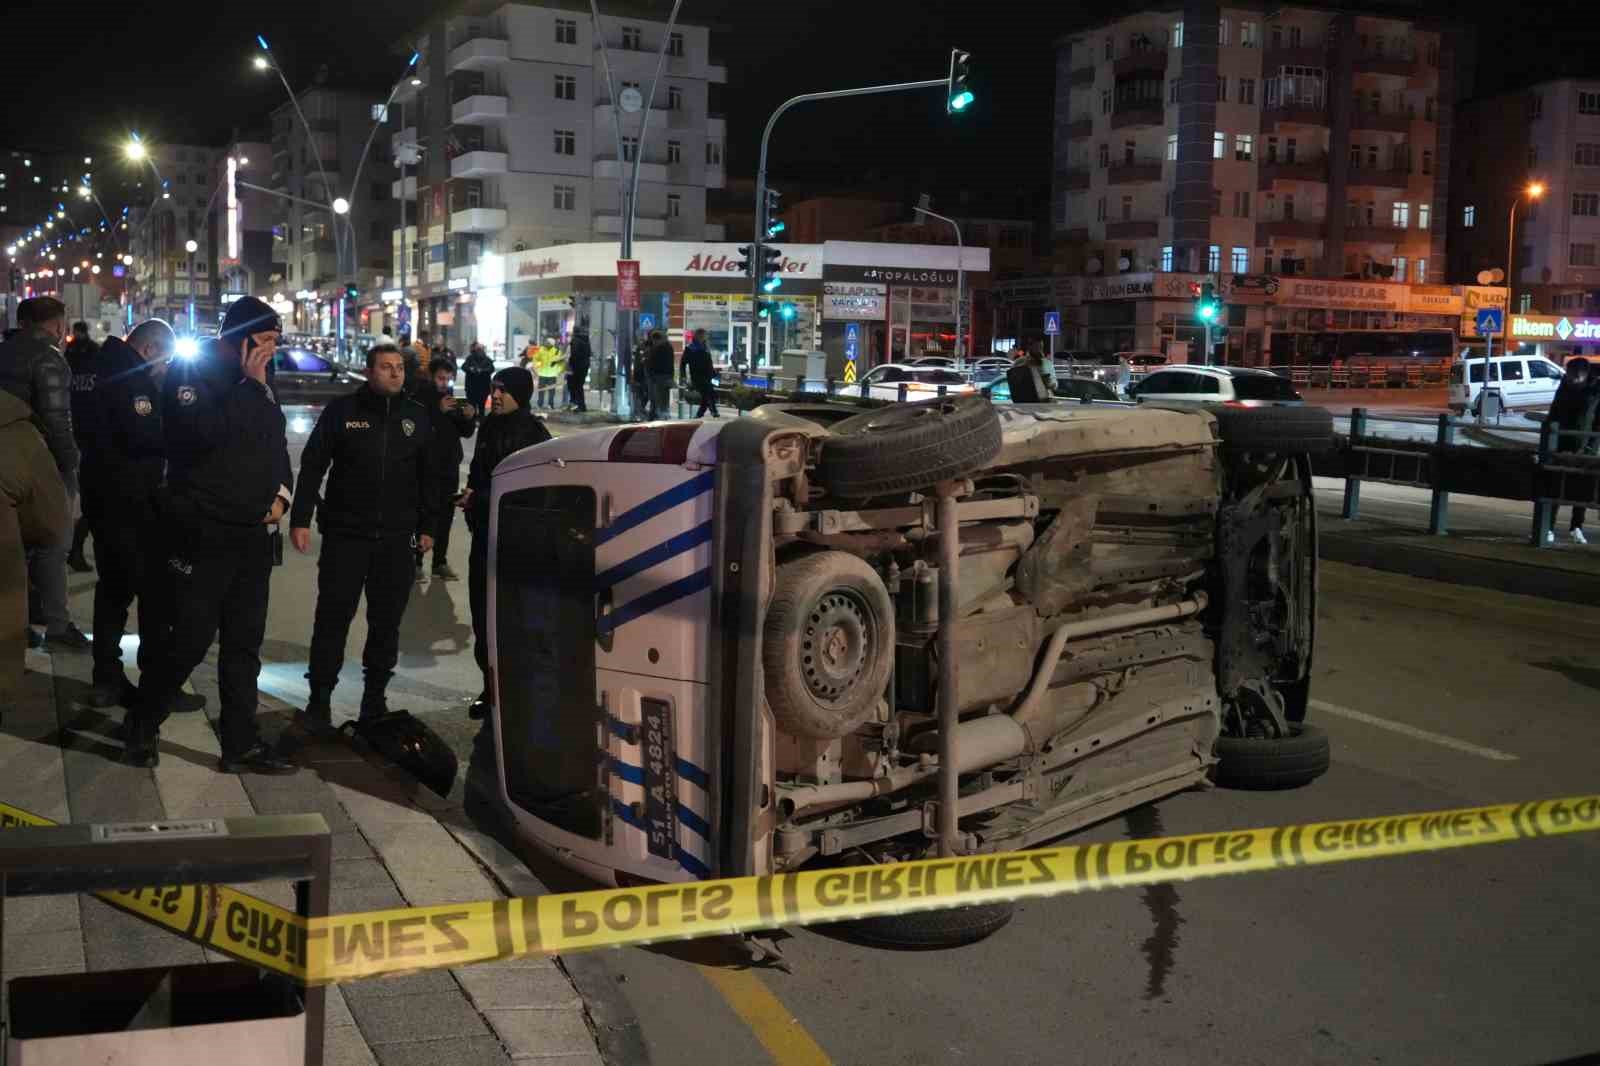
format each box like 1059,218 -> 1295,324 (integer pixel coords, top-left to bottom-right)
913,200 -> 964,366
1484,181 -> 1544,424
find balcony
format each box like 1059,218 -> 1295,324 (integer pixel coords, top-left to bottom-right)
1104,219 -> 1158,239
1263,44 -> 1328,70
1064,117 -> 1093,139
1353,51 -> 1416,77
391,175 -> 417,200
1343,223 -> 1411,244
1350,110 -> 1413,134
451,207 -> 507,233
1345,167 -> 1413,190
1264,103 -> 1329,129
1061,167 -> 1091,190
594,157 -> 667,184
1257,156 -> 1329,187
1113,48 -> 1168,76
450,151 -> 508,178
594,212 -> 666,238
1110,103 -> 1164,130
1108,159 -> 1163,184
1258,219 -> 1326,241
453,94 -> 509,123
1068,65 -> 1095,86
448,36 -> 509,72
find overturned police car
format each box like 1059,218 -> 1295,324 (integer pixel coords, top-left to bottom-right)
486,394 -> 1331,946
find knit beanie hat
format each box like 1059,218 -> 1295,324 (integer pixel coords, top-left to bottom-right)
492,366 -> 534,410
220,296 -> 281,348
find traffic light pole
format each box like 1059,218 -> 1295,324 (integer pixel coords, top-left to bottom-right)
753,77 -> 948,362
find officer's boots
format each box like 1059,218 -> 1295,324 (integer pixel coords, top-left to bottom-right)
302,684 -> 334,731
359,688 -> 391,723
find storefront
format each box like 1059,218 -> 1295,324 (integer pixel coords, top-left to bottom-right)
1262,278 -> 1461,365
1506,314 -> 1600,362
819,242 -> 989,368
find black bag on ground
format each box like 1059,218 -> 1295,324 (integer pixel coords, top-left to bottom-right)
340,710 -> 458,798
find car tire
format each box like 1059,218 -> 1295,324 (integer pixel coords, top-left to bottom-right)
1213,723 -> 1331,790
828,901 -> 1016,950
817,395 -> 1002,497
764,551 -> 895,740
1209,405 -> 1335,455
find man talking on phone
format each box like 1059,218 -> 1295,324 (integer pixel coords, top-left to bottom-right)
123,297 -> 295,772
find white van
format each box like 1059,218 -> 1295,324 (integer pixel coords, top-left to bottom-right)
1448,353 -> 1564,413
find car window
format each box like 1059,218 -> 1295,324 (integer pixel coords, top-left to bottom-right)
1499,360 -> 1525,382
920,369 -> 967,385
1528,360 -> 1560,379
1138,371 -> 1188,394
280,349 -> 332,373
1468,362 -> 1498,383
1449,365 -> 1465,385
1229,374 -> 1301,401
1193,374 -> 1220,394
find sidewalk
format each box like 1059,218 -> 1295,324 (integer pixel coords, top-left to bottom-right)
1,644 -> 606,1066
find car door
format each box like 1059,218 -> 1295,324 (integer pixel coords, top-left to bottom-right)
1526,358 -> 1563,409
864,366 -> 908,402
1132,370 -> 1195,402
1496,358 -> 1532,408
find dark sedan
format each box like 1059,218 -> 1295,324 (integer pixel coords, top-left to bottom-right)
271,348 -> 365,406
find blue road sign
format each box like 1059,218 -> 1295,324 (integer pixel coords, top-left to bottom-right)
845,322 -> 859,342
1476,307 -> 1504,335
639,313 -> 657,331
1043,311 -> 1061,336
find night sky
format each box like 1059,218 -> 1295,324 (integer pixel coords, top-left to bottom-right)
3,0 -> 1597,213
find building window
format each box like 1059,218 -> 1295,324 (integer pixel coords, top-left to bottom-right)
1576,193 -> 1600,216
1098,143 -> 1110,168
1463,204 -> 1476,227
1105,35 -> 1114,60
706,141 -> 722,166
1102,90 -> 1112,115
1367,144 -> 1379,169
1241,21 -> 1258,47
1169,79 -> 1180,104
1528,145 -> 1540,169
620,135 -> 638,161
1421,149 -> 1433,175
555,74 -> 576,100
553,184 -> 575,211
1234,190 -> 1251,217
1349,143 -> 1361,169
1207,244 -> 1221,272
1529,93 -> 1543,119
1219,18 -> 1230,45
1392,201 -> 1410,227
621,25 -> 642,50
1265,136 -> 1279,163
1172,21 -> 1183,47
1123,139 -> 1136,164
1285,137 -> 1298,162
1424,97 -> 1436,121
1416,259 -> 1427,284
1231,247 -> 1249,272
668,86 -> 684,111
1392,257 -> 1407,283
1212,187 -> 1222,215
1121,194 -> 1133,220
668,31 -> 684,57
667,193 -> 681,218
554,129 -> 576,155
1572,243 -> 1596,266
1419,203 -> 1430,229
1235,133 -> 1253,160
1096,197 -> 1106,222
1217,76 -> 1228,102
1166,133 -> 1178,160
1577,143 -> 1600,167
1213,131 -> 1226,159
1284,194 -> 1296,220
1580,91 -> 1600,115
1239,78 -> 1256,105
1165,190 -> 1173,216
667,140 -> 682,164
1161,245 -> 1174,271
555,18 -> 577,44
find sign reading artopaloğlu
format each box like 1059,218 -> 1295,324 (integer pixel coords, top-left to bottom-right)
7,795 -> 1600,987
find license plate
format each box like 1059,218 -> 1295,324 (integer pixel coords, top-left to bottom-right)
639,699 -> 678,860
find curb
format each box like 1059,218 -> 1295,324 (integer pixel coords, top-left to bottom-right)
1319,531 -> 1600,607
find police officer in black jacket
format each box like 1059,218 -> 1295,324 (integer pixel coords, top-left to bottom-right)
65,321 -> 100,572
291,342 -> 443,726
460,366 -> 550,719
124,297 -> 295,773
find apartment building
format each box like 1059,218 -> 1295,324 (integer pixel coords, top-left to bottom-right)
207,139 -> 277,307
127,143 -> 221,330
1450,78 -> 1600,327
388,1 -> 727,342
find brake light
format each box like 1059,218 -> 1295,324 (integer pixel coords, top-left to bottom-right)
608,422 -> 701,464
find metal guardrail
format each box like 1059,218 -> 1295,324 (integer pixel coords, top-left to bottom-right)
1320,407 -> 1600,545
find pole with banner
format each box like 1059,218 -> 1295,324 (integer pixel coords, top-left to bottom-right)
617,260 -> 640,313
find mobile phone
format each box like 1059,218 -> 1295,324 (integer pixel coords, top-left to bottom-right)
269,526 -> 284,567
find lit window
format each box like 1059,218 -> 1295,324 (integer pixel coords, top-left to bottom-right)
1166,133 -> 1178,161
1392,256 -> 1407,282
1207,244 -> 1221,272
1231,246 -> 1249,272
1392,201 -> 1410,227
1463,204 -> 1476,227
1161,245 -> 1173,271
1213,131 -> 1226,159
1235,133 -> 1253,160
1418,203 -> 1431,229
1172,21 -> 1184,47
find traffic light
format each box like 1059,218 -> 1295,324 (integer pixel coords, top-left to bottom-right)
947,49 -> 974,114
756,298 -> 775,320
760,246 -> 782,293
344,282 -> 359,301
1192,282 -> 1221,323
778,302 -> 796,321
763,188 -> 785,239
736,244 -> 755,278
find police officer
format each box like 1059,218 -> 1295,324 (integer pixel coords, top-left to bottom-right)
65,321 -> 100,572
291,343 -> 443,726
459,366 -> 550,719
123,297 -> 295,773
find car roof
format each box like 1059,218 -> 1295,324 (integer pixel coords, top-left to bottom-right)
1149,364 -> 1279,378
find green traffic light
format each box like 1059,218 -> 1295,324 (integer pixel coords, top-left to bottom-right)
780,303 -> 796,320
949,90 -> 975,111
1198,305 -> 1216,321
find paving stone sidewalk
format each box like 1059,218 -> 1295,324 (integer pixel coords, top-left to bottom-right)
0,646 -> 604,1066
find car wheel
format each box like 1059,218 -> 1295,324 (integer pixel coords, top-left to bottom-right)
828,901 -> 1016,950
1213,723 -> 1331,790
764,551 -> 895,739
816,395 -> 1002,497
1210,405 -> 1335,454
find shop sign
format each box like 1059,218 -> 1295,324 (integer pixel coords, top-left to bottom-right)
447,277 -> 469,290
827,265 -> 959,286
1510,315 -> 1600,341
1223,274 -> 1280,303
1459,285 -> 1509,337
1084,273 -> 1154,300
516,257 -> 562,279
1406,284 -> 1464,315
822,281 -> 887,320
380,289 -> 403,302
1276,278 -> 1407,312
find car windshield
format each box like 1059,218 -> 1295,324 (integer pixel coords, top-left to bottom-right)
1229,374 -> 1301,401
279,349 -> 332,373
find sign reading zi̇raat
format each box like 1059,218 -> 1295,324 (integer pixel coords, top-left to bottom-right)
1509,315 -> 1600,342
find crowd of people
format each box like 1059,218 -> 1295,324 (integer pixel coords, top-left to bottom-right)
0,294 -> 550,769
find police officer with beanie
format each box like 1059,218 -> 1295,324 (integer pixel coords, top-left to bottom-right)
291,343 -> 443,726
124,296 -> 294,772
460,366 -> 550,719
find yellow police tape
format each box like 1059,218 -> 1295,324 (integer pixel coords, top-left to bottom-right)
6,794 -> 1600,986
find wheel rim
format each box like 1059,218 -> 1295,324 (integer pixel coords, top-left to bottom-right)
857,398 -> 961,434
801,590 -> 873,705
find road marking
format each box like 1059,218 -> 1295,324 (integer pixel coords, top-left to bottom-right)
696,963 -> 833,1066
1310,699 -> 1519,761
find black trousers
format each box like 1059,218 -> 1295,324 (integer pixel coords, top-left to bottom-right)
691,378 -> 719,417
308,531 -> 415,701
568,366 -> 588,410
468,526 -> 489,682
71,514 -> 90,557
130,519 -> 272,758
87,505 -> 169,684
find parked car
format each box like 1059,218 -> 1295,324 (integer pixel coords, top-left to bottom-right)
271,348 -> 366,406
967,357 -> 1014,386
1447,352 -> 1565,413
984,375 -> 1122,405
1117,350 -> 1169,383
852,363 -> 975,402
1130,365 -> 1304,406
908,355 -> 959,370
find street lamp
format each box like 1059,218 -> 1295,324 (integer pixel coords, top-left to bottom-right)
913,197 -> 965,366
185,239 -> 199,333
1480,181 -> 1546,423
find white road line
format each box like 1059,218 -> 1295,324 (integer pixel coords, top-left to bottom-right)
1309,699 -> 1520,762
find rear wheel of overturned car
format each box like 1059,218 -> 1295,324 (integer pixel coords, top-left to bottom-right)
764,551 -> 895,740
1210,405 -> 1335,455
1213,722 -> 1331,790
829,900 -> 1016,950
816,395 -> 1003,498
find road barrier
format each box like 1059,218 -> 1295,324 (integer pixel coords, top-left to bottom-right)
7,795 -> 1600,987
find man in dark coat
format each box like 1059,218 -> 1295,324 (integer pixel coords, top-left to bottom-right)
0,391 -> 69,701
462,342 -> 495,417
410,356 -> 475,581
646,329 -> 676,420
65,322 -> 100,572
566,327 -> 592,412
460,367 -> 550,719
1548,358 -> 1600,545
679,328 -> 718,417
